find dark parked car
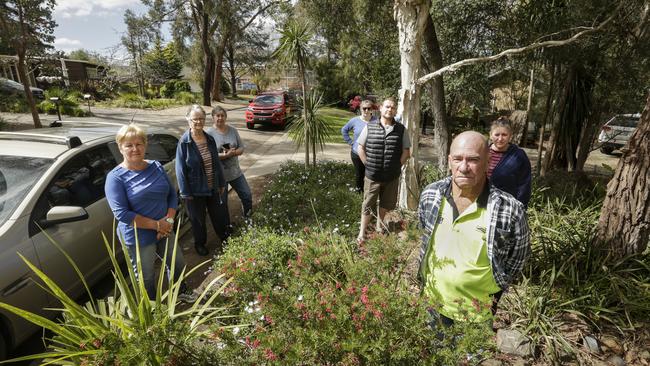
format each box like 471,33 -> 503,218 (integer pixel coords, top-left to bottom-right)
245,91 -> 295,130
0,78 -> 45,100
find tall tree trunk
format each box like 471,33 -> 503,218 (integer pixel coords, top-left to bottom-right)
298,57 -> 309,167
212,37 -> 227,102
423,15 -> 449,173
575,109 -> 601,171
200,11 -> 214,106
542,65 -> 591,173
202,51 -> 215,106
520,68 -> 535,147
395,0 -> 430,210
596,92 -> 650,257
17,52 -> 41,128
227,42 -> 238,97
537,61 -> 556,176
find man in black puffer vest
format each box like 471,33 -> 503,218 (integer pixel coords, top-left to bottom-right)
356,98 -> 411,243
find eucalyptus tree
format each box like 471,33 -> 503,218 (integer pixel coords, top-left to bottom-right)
273,19 -> 313,166
0,0 -> 56,128
122,10 -> 159,97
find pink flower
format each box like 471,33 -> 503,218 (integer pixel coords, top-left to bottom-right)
264,348 -> 278,361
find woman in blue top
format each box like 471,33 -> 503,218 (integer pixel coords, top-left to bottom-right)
341,99 -> 375,193
175,104 -> 228,257
105,124 -> 195,302
487,117 -> 532,207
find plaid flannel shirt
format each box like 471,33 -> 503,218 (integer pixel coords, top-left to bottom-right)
417,176 -> 531,290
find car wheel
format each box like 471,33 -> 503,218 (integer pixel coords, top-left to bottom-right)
0,330 -> 7,361
600,146 -> 614,155
246,122 -> 254,130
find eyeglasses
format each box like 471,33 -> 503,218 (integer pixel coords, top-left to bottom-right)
362,107 -> 372,111
191,118 -> 205,122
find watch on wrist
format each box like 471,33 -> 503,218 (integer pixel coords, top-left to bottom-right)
165,217 -> 174,224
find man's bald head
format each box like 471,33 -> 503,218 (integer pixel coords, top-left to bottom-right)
450,131 -> 489,158
448,131 -> 489,192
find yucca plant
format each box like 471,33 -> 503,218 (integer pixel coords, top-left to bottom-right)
0,227 -> 240,365
287,90 -> 335,166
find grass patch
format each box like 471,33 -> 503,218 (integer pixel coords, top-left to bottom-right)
322,106 -> 356,143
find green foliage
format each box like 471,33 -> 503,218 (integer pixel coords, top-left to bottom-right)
143,40 -> 183,85
252,161 -> 362,237
213,228 -> 495,365
175,91 -> 197,105
321,106 -> 356,143
105,92 -> 185,109
503,173 -> 650,362
0,93 -> 29,113
0,231 -> 236,365
38,88 -> 91,117
161,79 -> 191,98
287,90 -> 335,162
299,0 -> 400,97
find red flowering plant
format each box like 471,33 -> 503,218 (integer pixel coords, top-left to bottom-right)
212,230 -> 495,365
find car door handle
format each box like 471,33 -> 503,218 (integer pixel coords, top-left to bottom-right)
2,276 -> 32,297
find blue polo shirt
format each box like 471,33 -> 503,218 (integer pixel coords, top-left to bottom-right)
105,160 -> 178,246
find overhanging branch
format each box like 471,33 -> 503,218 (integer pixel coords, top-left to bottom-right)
416,1 -> 624,86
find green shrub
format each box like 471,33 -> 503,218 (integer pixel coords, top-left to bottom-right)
0,94 -> 29,112
503,173 -> 650,362
0,232 -> 237,365
161,80 -> 191,98
214,230 -> 495,365
175,91 -> 197,105
252,161 -> 363,237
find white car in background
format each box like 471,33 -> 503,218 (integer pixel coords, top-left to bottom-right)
597,113 -> 641,155
0,122 -> 181,359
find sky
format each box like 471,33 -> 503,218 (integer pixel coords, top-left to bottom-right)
53,0 -> 149,59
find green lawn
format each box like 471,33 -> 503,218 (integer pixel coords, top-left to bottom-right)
322,106 -> 356,143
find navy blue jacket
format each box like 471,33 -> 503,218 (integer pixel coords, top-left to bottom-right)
175,130 -> 226,198
489,144 -> 532,207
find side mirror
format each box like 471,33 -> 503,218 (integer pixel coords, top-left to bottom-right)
39,206 -> 89,228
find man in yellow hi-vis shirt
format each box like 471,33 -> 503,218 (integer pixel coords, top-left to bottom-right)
417,131 -> 530,326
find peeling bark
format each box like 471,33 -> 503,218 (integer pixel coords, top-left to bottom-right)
596,92 -> 650,257
394,0 -> 430,210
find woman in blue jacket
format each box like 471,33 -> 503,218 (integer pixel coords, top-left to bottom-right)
341,99 -> 375,193
176,104 -> 228,256
487,117 -> 532,207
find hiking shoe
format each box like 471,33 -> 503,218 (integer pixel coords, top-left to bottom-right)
178,288 -> 198,303
195,245 -> 209,256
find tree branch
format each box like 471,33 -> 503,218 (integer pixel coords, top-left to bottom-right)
417,1 -> 624,86
238,1 -> 279,33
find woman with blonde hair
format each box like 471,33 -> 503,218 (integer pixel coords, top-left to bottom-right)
105,123 -> 195,302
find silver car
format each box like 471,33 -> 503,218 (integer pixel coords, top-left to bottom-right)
0,122 -> 180,359
597,114 -> 640,155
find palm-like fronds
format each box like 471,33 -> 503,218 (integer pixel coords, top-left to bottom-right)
288,90 -> 334,162
0,226 -> 239,365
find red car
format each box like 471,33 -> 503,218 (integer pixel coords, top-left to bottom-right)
245,91 -> 294,130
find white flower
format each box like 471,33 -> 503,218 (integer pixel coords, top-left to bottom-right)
232,327 -> 240,335
297,294 -> 304,301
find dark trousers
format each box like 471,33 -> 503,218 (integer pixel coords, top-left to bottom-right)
185,191 -> 230,248
351,151 -> 365,193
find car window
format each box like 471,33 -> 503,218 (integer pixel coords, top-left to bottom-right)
30,145 -> 117,234
147,134 -> 178,164
609,116 -> 639,128
254,95 -> 283,105
0,156 -> 53,227
108,134 -> 178,165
